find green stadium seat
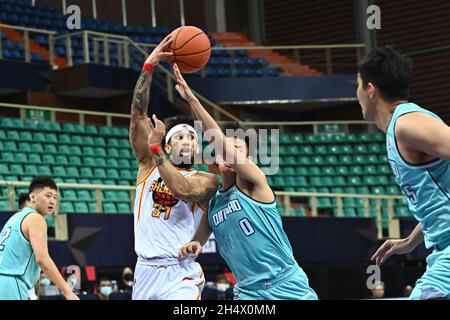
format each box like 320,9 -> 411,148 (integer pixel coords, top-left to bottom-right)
42,154 -> 55,165
74,202 -> 89,213
117,202 -> 131,213
367,155 -> 379,164
119,139 -> 130,148
60,202 -> 75,213
311,156 -> 324,165
86,125 -> 98,134
331,187 -> 344,193
355,144 -> 368,154
357,186 -> 370,194
88,202 -> 98,213
16,153 -> 28,163
53,166 -> 67,177
354,155 -> 367,165
20,132 -> 33,142
83,157 -> 96,167
110,127 -> 122,136
350,166 -> 363,175
96,158 -> 106,167
80,167 -> 93,178
325,155 -> 338,166
309,166 -> 321,175
62,190 -> 78,201
322,167 -> 336,176
28,154 -> 42,164
7,131 -> 20,141
4,175 -> 18,181
18,143 -> 32,153
69,146 -> 82,156
369,144 -> 382,153
273,176 -> 285,187
347,134 -> 358,143
108,138 -> 119,147
83,147 -> 95,157
58,145 -> 70,155
37,165 -> 52,176
118,127 -> 128,137
106,158 -> 119,168
330,134 -> 345,143
280,134 -> 291,144
1,152 -> 14,163
317,187 -> 330,193
344,208 -> 357,217
360,133 -> 370,142
24,165 -> 38,176
0,130 -> 5,140
372,186 -> 386,195
94,137 -> 106,146
344,187 -> 357,194
343,198 -> 357,207
339,155 -> 352,165
106,169 -> 119,179
44,144 -> 58,154
333,176 -> 346,186
4,141 -> 17,151
336,166 -> 349,175
0,164 -> 9,174
43,133 -> 57,144
317,197 -> 332,208
379,165 -> 391,174
68,156 -> 82,166
364,165 -> 377,175
348,176 -> 362,186
103,202 -> 117,213
66,167 -> 79,178
95,147 -> 107,157
315,145 -> 327,154
118,159 -> 131,169
82,136 -> 95,146
77,190 -> 93,201
63,123 -> 85,134
90,178 -> 103,185
291,133 -> 303,144
342,145 -> 354,154
9,164 -> 24,175
59,134 -> 71,144
71,136 -> 83,145
118,149 -> 131,159
396,207 -> 411,218
297,156 -> 310,166
55,155 -> 68,164
119,170 -> 133,180
99,126 -> 112,136
386,185 -> 401,195
94,168 -> 107,178
32,143 -> 44,153
285,177 -> 297,187
364,176 -> 377,186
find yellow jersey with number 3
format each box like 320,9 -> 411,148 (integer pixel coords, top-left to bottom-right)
133,165 -> 206,262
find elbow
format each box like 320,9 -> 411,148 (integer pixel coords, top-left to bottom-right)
35,254 -> 50,267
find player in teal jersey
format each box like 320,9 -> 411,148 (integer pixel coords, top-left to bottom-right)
0,177 -> 79,300
173,64 -> 317,300
357,46 -> 450,300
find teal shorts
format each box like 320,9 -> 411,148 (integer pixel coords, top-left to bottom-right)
233,264 -> 318,300
409,244 -> 450,300
0,274 -> 30,300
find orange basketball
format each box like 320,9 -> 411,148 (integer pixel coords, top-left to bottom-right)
167,26 -> 211,73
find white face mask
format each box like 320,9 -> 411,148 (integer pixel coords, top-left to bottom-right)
216,283 -> 229,292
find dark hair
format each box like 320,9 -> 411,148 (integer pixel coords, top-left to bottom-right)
98,277 -> 111,284
29,177 -> 57,193
358,46 -> 412,101
18,193 -> 30,209
164,114 -> 195,145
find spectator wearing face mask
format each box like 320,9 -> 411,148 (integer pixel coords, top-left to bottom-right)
204,274 -> 233,300
97,277 -> 113,300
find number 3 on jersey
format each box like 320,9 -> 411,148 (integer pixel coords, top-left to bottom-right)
152,203 -> 172,220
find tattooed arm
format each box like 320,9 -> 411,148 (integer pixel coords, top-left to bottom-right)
129,35 -> 173,164
148,115 -> 219,202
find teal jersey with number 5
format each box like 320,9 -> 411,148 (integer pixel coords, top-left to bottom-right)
208,184 -> 298,289
386,103 -> 450,250
0,208 -> 41,290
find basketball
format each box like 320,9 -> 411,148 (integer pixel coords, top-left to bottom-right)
167,26 -> 211,73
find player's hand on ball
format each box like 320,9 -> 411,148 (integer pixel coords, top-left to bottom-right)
146,34 -> 173,66
179,240 -> 203,259
173,63 -> 197,103
147,114 -> 166,146
371,238 -> 413,265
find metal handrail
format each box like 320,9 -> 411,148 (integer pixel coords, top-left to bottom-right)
0,23 -> 57,35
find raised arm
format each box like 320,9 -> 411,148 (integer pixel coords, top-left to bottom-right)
147,114 -> 218,202
172,64 -> 266,187
24,213 -> 79,300
130,35 -> 173,163
396,112 -> 450,161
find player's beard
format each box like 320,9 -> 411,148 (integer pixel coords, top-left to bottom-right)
171,147 -> 195,169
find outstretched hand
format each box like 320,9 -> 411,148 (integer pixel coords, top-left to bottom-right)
173,63 -> 197,103
371,238 -> 413,266
147,114 -> 166,146
146,34 -> 173,66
